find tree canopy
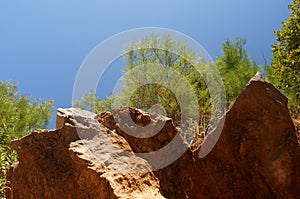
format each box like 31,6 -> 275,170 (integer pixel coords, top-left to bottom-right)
0,81 -> 53,197
118,35 -> 210,128
74,91 -> 113,113
216,38 -> 259,107
75,35 -> 213,141
267,0 -> 300,114
74,35 -> 260,142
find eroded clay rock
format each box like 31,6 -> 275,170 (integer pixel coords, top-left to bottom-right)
6,108 -> 164,199
97,76 -> 300,198
6,74 -> 300,199
97,107 -> 191,198
187,75 -> 300,198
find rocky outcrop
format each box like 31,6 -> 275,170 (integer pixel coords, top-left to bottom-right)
6,108 -> 164,199
96,108 -> 192,198
186,75 -> 300,198
96,76 -> 300,198
6,75 -> 300,198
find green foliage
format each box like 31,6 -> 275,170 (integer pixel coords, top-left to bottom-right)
0,81 -> 53,197
74,35 -> 212,142
216,38 -> 259,107
267,0 -> 300,114
119,35 -> 211,135
75,36 -> 260,143
73,91 -> 113,113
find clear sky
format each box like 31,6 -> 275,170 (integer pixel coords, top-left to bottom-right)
0,0 -> 292,128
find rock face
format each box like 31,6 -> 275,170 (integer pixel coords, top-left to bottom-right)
96,108 -> 192,198
6,76 -> 300,198
186,76 -> 300,198
6,108 -> 164,199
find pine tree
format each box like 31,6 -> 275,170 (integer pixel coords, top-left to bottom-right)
0,81 -> 53,197
216,38 -> 259,107
268,0 -> 300,114
118,35 -> 212,134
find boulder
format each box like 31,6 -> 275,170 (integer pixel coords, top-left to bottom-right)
97,75 -> 300,198
186,74 -> 300,198
6,108 -> 164,199
6,74 -> 300,198
96,107 -> 192,198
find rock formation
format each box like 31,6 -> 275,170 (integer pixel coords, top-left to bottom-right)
96,107 -> 192,198
186,75 -> 300,198
6,76 -> 300,198
6,108 -> 164,199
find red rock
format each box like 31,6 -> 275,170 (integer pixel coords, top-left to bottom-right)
6,108 -> 164,199
6,75 -> 300,198
187,76 -> 300,198
97,76 -> 300,198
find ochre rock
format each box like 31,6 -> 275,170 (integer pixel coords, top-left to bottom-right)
6,75 -> 300,198
6,108 -> 164,199
96,107 -> 191,198
186,76 -> 300,198
97,76 -> 300,198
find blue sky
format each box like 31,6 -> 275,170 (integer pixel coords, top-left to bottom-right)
0,0 -> 292,128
